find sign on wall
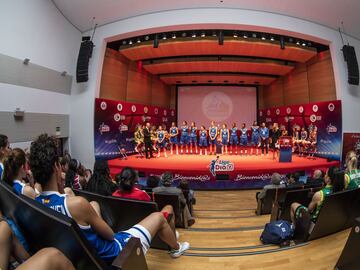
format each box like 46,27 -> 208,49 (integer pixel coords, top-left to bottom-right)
342,133 -> 360,166
258,100 -> 342,160
94,98 -> 176,159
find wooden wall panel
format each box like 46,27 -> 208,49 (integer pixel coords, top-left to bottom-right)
262,78 -> 284,108
151,76 -> 171,107
170,86 -> 177,110
282,64 -> 309,105
126,61 -> 152,104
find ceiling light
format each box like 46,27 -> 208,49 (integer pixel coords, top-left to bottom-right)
243,33 -> 248,39
144,35 -> 149,41
252,33 -> 257,38
233,32 -> 238,38
162,34 -> 167,40
137,38 -> 141,43
192,32 -> 197,38
308,42 -> 312,46
122,40 -> 127,45
128,40 -> 133,45
296,41 -> 300,45
201,31 -> 206,37
181,32 -> 187,37
302,42 -> 306,46
261,36 -> 266,40
212,31 -> 217,37
172,33 -> 176,39
270,37 -> 275,41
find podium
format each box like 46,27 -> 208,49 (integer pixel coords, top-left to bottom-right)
279,136 -> 293,163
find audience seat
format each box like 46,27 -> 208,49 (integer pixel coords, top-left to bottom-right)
256,188 -> 281,215
0,181 -> 148,270
74,189 -> 170,250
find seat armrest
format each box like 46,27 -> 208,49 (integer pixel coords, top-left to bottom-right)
112,238 -> 148,270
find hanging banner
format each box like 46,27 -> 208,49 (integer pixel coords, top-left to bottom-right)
258,100 -> 342,160
94,98 -> 176,159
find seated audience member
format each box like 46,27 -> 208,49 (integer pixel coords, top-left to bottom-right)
290,166 -> 344,225
86,160 -> 117,196
112,167 -> 151,201
305,169 -> 324,187
147,175 -> 160,189
178,179 -> 196,205
153,172 -> 195,226
285,172 -> 304,188
65,159 -> 83,190
59,155 -> 70,182
3,148 -> 36,199
0,219 -> 74,270
344,150 -> 360,190
30,134 -> 189,260
0,134 -> 11,180
257,173 -> 285,201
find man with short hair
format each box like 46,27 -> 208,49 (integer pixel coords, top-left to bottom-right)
257,173 -> 285,200
305,169 -> 324,187
30,134 -> 189,261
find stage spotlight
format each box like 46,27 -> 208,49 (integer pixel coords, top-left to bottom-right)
270,36 -> 275,41
172,33 -> 176,39
144,35 -> 150,41
302,42 -> 306,46
162,34 -> 167,40
181,32 -> 187,37
243,33 -> 248,39
252,33 -> 257,38
218,30 -> 224,45
296,40 -> 300,45
201,31 -> 206,37
192,32 -> 197,38
122,40 -> 127,45
261,35 -> 266,40
153,34 -> 159,48
137,38 -> 141,43
128,40 -> 133,45
233,31 -> 238,38
212,31 -> 217,37
280,36 -> 285,50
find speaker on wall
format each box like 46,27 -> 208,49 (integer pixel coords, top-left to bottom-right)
76,36 -> 93,83
343,45 -> 359,85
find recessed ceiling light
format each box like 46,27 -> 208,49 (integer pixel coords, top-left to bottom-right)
201,31 -> 206,37
212,31 -> 217,37
122,40 -> 127,45
270,37 -> 275,41
296,41 -> 300,45
182,32 -> 187,37
233,32 -> 238,38
172,33 -> 176,39
302,42 -> 306,46
252,33 -> 257,38
243,33 -> 248,39
261,36 -> 266,40
128,40 -> 133,45
192,32 -> 197,38
144,36 -> 149,41
162,34 -> 167,40
137,38 -> 141,43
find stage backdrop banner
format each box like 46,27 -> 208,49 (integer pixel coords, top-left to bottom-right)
342,133 -> 360,166
94,98 -> 176,159
259,100 -> 342,160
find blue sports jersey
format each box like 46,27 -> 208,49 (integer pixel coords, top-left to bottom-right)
240,128 -> 247,138
251,126 -> 260,136
209,127 -> 217,139
231,127 -> 237,137
221,129 -> 229,139
301,131 -> 308,140
13,180 -> 25,195
260,127 -> 269,138
158,131 -> 165,141
200,130 -> 207,139
0,162 -> 3,180
181,126 -> 189,136
36,191 -> 131,262
170,127 -> 177,135
190,127 -> 197,137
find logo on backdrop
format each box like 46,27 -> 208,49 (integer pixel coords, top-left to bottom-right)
209,156 -> 235,176
299,106 -> 304,113
202,91 -> 233,122
100,101 -> 107,110
326,124 -> 338,134
328,103 -> 335,112
117,103 -> 123,112
99,123 -> 110,134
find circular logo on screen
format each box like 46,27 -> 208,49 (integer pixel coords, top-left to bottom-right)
117,103 -> 123,112
310,114 -> 317,123
267,110 -> 271,116
286,107 -> 291,114
100,101 -> 107,110
259,111 -> 263,117
355,226 -> 360,233
328,103 -> 335,112
276,108 -> 280,115
144,106 -> 149,114
171,110 -> 175,117
284,116 -> 289,122
114,113 -> 121,122
154,108 -> 159,115
312,105 -> 319,112
201,91 -> 233,122
131,105 -> 136,113
299,106 -> 304,113
164,110 -> 167,116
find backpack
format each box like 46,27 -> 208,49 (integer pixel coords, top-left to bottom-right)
260,220 -> 294,245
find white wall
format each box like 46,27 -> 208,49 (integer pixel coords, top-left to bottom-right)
70,8 -> 360,168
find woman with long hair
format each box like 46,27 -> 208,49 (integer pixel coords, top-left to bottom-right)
344,150 -> 360,189
86,160 -> 117,196
64,159 -> 83,190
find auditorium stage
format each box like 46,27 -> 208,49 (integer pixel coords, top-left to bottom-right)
108,154 -> 339,190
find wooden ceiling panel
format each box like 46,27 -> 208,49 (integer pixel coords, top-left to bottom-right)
159,73 -> 276,85
143,61 -> 294,75
120,39 -> 317,63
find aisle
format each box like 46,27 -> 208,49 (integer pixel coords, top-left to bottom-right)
145,190 -> 350,270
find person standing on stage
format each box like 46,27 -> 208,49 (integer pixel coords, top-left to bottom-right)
180,121 -> 189,154
198,126 -> 208,156
169,122 -> 179,155
157,126 -> 168,158
189,122 -> 198,154
150,125 -> 158,151
260,122 -> 269,155
251,121 -> 260,155
220,124 -> 230,155
240,123 -> 248,156
280,125 -> 288,136
229,123 -> 238,155
143,122 -> 153,159
306,128 -> 318,158
299,127 -> 308,157
292,126 -> 300,153
208,121 -> 218,155
270,123 -> 281,160
134,124 -> 144,158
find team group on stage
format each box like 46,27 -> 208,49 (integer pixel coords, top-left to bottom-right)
134,121 -> 318,159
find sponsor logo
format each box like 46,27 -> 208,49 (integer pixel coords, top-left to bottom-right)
117,103 -> 123,112
171,110 -> 175,117
131,105 -> 137,113
310,114 -> 317,122
209,156 -> 235,176
151,173 -> 211,182
164,110 -> 167,116
320,139 -> 332,144
326,124 -> 338,134
286,107 -> 291,114
328,103 -> 335,112
312,104 -> 319,112
259,111 -> 263,117
267,110 -> 271,116
104,139 -> 117,144
119,124 -> 128,132
299,106 -> 304,113
276,108 -> 280,115
144,106 -> 149,114
266,118 -> 272,123
162,117 -> 168,122
114,113 -> 121,122
234,173 -> 285,181
142,115 -> 151,122
202,91 -> 234,122
99,123 -> 110,134
100,101 -> 107,110
154,108 -> 159,115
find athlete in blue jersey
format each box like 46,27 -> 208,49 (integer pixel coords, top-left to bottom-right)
169,122 -> 179,155
0,134 -> 10,180
229,123 -> 238,155
208,121 -> 218,155
260,122 -> 269,155
189,122 -> 198,154
198,126 -> 208,156
180,121 -> 189,154
157,126 -> 168,158
220,124 -> 229,155
299,127 -> 309,157
240,123 -> 248,155
29,134 -> 190,261
251,121 -> 260,155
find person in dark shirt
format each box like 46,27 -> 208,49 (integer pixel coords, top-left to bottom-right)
146,175 -> 160,189
305,169 -> 324,187
270,123 -> 281,160
86,160 -> 117,196
286,172 -> 304,188
143,122 -> 154,159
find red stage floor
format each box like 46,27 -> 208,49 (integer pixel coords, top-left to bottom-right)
108,153 -> 339,189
